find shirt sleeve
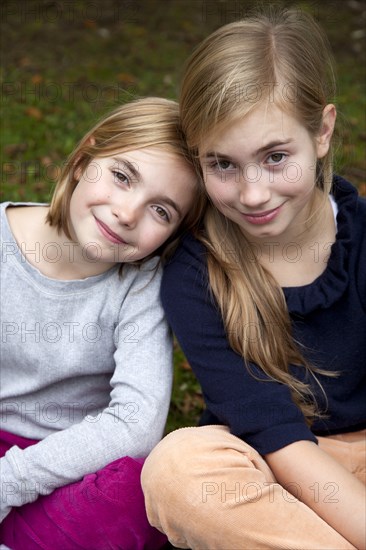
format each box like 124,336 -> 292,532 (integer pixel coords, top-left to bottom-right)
160,235 -> 316,457
0,262 -> 173,522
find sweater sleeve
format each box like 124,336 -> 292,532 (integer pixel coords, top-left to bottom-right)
0,263 -> 173,522
161,235 -> 316,457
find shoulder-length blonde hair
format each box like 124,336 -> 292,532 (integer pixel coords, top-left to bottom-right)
180,7 -> 337,422
47,97 -> 206,265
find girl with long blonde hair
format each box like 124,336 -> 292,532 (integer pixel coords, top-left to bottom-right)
142,9 -> 366,549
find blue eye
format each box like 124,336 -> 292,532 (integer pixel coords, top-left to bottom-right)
217,160 -> 234,170
214,159 -> 234,171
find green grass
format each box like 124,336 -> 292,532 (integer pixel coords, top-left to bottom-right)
1,0 -> 365,432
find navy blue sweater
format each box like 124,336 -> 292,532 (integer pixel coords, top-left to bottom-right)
161,177 -> 366,455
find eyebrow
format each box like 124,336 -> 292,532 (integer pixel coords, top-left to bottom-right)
112,156 -> 182,219
159,196 -> 183,219
203,139 -> 293,159
256,139 -> 293,154
112,157 -> 140,180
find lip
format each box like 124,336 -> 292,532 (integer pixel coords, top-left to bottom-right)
95,217 -> 127,245
241,204 -> 283,225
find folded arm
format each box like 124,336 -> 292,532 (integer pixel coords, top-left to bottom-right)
265,440 -> 366,549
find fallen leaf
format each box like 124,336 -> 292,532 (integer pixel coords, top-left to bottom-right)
3,162 -> 18,173
84,19 -> 96,29
19,56 -> 32,67
4,143 -> 28,157
25,107 -> 42,120
40,156 -> 53,166
117,72 -> 137,84
31,74 -> 43,84
180,360 -> 192,371
32,182 -> 48,193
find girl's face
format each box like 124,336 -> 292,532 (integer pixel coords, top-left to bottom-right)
69,147 -> 196,271
200,103 -> 335,244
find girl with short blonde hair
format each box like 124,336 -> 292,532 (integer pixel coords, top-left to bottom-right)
0,97 -> 205,549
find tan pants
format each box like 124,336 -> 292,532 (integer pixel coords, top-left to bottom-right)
141,426 -> 366,549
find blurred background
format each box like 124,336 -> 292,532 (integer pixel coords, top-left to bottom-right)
1,0 -> 365,432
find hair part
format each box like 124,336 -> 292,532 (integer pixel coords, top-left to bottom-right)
180,7 -> 338,422
181,6 -> 336,192
47,97 -> 206,267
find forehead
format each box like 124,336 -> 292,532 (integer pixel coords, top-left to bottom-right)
107,147 -> 193,173
200,102 -> 309,155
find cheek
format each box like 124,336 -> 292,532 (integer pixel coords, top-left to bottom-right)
69,187 -> 80,217
69,180 -> 98,223
290,160 -> 316,186
143,220 -> 171,243
274,164 -> 316,199
282,163 -> 304,184
76,179 -> 107,206
205,177 -> 232,208
69,187 -> 87,221
204,176 -> 220,199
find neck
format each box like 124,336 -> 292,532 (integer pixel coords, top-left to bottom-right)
248,193 -> 336,287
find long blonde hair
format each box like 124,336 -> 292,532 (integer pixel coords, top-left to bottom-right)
47,97 -> 206,266
180,8 -> 337,422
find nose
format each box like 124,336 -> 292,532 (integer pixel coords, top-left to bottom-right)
238,170 -> 271,209
112,202 -> 138,229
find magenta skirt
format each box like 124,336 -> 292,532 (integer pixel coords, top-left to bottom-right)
0,430 -> 167,549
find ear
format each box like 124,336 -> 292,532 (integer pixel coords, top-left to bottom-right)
316,104 -> 336,159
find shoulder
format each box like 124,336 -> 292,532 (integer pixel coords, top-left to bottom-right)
332,176 -> 366,223
160,232 -> 216,325
1,201 -> 46,214
119,256 -> 164,297
1,201 -> 38,222
332,175 -> 366,302
0,202 -> 9,227
1,202 -> 48,245
333,176 -> 366,251
163,232 -> 208,276
162,232 -> 208,291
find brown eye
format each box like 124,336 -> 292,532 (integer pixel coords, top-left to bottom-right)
112,170 -> 129,185
267,153 -> 286,164
153,206 -> 169,221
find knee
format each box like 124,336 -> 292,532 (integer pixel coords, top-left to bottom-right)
142,427 -> 202,495
141,426 -> 274,548
141,425 -> 252,498
142,425 -> 275,503
2,457 -> 167,550
141,427 -> 214,545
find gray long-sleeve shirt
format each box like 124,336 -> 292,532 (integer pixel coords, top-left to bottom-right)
0,202 -> 173,521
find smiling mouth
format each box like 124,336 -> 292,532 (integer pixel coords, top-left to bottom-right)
95,217 -> 128,245
241,204 -> 283,225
